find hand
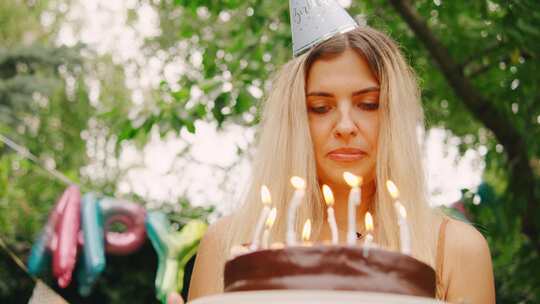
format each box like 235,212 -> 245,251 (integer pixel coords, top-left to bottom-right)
167,292 -> 185,304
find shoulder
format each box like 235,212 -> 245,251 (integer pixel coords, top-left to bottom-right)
445,218 -> 490,259
201,214 -> 235,246
188,214 -> 235,300
442,218 -> 495,303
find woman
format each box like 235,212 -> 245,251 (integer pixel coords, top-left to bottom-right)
185,26 -> 495,303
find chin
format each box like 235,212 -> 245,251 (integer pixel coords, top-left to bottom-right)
318,160 -> 375,187
320,169 -> 369,187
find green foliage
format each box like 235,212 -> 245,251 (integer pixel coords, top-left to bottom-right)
0,0 -> 213,303
0,0 -> 89,244
465,182 -> 540,303
0,0 -> 90,301
0,0 -> 50,46
131,0 -> 540,160
119,0 -> 291,142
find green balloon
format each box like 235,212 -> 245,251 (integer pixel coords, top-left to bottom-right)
146,211 -> 207,303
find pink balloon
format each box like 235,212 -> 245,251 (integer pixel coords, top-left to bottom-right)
100,198 -> 146,255
49,185 -> 81,288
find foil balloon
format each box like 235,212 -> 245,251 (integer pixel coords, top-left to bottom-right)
44,186 -> 81,288
28,186 -> 81,287
100,197 -> 146,255
27,229 -> 51,276
27,191 -> 65,276
146,212 -> 207,303
77,193 -> 105,296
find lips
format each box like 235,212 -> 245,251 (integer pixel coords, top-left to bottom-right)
327,147 -> 367,162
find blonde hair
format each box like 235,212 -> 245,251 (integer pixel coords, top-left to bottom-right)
223,26 -> 441,283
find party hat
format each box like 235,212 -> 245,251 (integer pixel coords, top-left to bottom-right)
290,0 -> 358,57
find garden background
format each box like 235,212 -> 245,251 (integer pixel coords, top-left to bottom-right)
1,0 -> 539,303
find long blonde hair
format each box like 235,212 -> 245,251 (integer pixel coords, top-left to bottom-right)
224,26 -> 441,278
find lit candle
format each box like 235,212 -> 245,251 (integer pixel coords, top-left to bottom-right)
286,176 -> 306,245
322,185 -> 339,244
301,219 -> 312,246
363,211 -> 374,257
396,202 -> 411,255
250,185 -> 272,250
386,180 -> 412,255
261,207 -> 277,249
343,172 -> 362,245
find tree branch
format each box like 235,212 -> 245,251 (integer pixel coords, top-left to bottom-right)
466,50 -> 532,78
387,0 -> 539,253
459,41 -> 504,71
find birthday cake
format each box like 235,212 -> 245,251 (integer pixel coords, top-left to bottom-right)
223,245 -> 436,298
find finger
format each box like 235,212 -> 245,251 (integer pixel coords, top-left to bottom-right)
167,292 -> 184,304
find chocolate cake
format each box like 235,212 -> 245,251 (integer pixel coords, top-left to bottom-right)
224,245 -> 436,298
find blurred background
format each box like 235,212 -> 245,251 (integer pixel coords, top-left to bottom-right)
0,0 -> 538,303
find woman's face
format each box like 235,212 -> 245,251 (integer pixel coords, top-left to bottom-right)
306,48 -> 380,188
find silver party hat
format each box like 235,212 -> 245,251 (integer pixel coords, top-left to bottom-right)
290,0 -> 358,57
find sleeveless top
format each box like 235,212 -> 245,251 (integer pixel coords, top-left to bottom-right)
435,217 -> 450,300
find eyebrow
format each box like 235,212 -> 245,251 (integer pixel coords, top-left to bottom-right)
306,86 -> 380,98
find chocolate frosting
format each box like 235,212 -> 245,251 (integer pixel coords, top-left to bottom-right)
224,245 -> 436,298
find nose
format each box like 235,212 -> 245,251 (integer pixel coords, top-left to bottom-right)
334,105 -> 358,141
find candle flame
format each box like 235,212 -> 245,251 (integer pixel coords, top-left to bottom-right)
260,185 -> 272,206
290,176 -> 306,190
396,202 -> 407,219
322,184 -> 334,206
301,219 -> 311,242
386,180 -> 400,199
365,212 -> 374,232
265,207 -> 277,228
343,172 -> 362,187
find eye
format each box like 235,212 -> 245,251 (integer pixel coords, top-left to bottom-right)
357,102 -> 379,111
309,105 -> 332,114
